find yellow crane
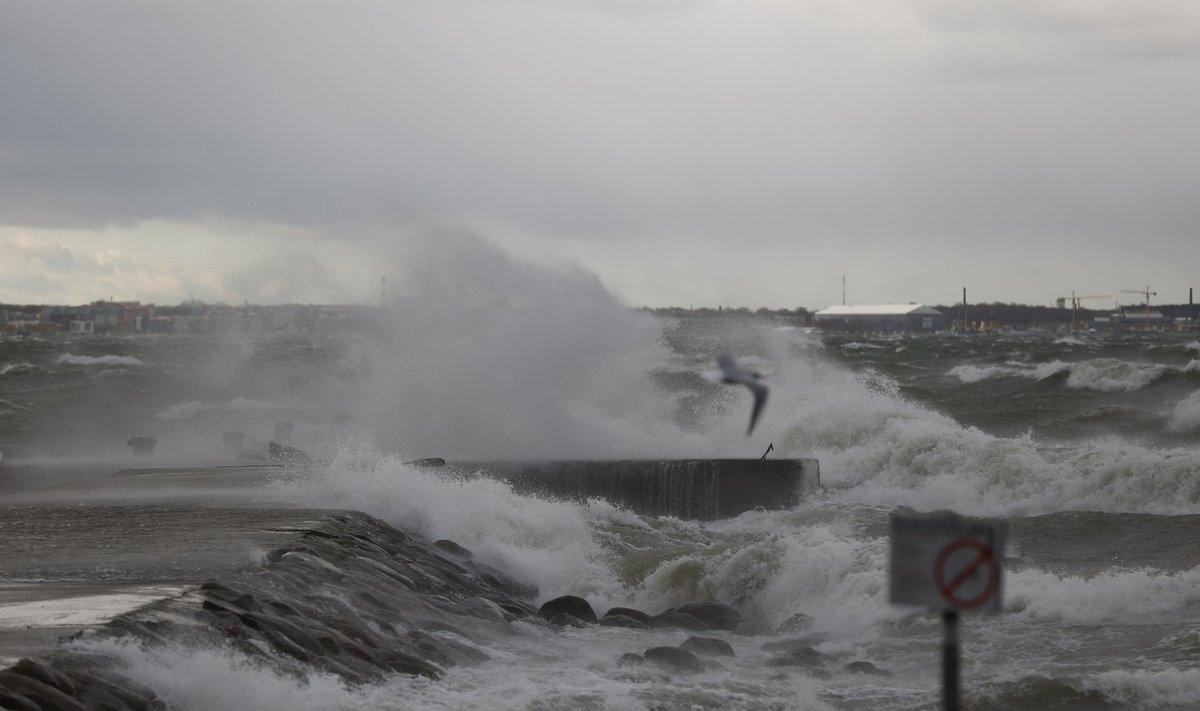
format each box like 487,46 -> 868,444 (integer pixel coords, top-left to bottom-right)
1064,291 -> 1112,332
1121,285 -> 1158,331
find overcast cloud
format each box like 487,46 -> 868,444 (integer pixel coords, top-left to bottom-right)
1,0 -> 1197,307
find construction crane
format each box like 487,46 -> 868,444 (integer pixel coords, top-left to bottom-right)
1063,291 -> 1112,332
1121,285 -> 1158,331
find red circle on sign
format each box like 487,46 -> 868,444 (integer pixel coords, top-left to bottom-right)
933,538 -> 999,610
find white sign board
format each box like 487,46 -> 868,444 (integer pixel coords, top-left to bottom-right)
889,512 -> 1006,613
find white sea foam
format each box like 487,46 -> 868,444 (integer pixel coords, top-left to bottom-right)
948,358 -> 1178,391
1008,566 -> 1200,623
294,447 -> 630,609
1168,390 -> 1200,432
155,397 -> 282,420
1064,358 -> 1168,392
776,351 -> 1200,515
345,232 -> 763,460
79,628 -> 837,711
57,354 -> 145,366
1185,341 -> 1200,354
0,362 -> 38,376
1082,668 -> 1200,708
1054,336 -> 1086,346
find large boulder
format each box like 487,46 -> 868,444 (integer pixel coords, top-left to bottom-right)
775,612 -> 813,634
674,601 -> 743,631
538,595 -> 597,624
643,646 -> 704,673
603,607 -> 652,626
649,610 -> 709,630
432,540 -> 472,560
549,613 -> 587,628
680,636 -> 735,657
600,615 -> 647,630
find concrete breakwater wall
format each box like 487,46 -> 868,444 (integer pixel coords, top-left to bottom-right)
448,459 -> 820,521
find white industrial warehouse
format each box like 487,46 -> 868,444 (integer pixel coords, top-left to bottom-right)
814,304 -> 947,333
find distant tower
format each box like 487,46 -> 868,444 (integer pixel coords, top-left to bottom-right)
842,275 -> 846,306
962,287 -> 967,331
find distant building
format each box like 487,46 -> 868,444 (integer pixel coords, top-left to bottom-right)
814,304 -> 947,333
69,320 -> 95,334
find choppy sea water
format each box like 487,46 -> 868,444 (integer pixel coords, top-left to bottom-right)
4,319 -> 1200,709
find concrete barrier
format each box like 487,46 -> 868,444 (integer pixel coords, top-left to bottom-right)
446,459 -> 820,520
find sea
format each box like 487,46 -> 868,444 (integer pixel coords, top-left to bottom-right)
3,260 -> 1200,709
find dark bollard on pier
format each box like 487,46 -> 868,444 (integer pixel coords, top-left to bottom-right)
126,436 -> 157,456
444,459 -> 820,521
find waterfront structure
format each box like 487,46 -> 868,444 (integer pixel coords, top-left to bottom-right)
814,304 -> 946,333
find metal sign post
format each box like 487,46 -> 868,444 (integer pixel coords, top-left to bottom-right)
890,512 -> 1006,710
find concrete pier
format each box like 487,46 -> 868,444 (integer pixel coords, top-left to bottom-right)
448,458 -> 820,520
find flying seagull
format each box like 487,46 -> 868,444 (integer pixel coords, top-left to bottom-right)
717,353 -> 769,435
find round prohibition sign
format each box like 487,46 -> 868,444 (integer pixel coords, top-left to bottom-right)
933,538 -> 999,610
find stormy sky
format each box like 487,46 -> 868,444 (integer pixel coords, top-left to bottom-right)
2,1 -> 1198,308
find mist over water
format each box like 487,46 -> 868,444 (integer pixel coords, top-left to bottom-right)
5,234 -> 1200,708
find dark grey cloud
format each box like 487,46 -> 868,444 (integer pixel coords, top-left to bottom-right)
1,1 -> 1197,266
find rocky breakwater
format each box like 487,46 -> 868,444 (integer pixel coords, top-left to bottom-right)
0,512 -> 538,710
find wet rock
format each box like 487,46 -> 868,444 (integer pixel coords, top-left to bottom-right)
649,610 -> 709,631
776,612 -> 813,634
549,612 -> 588,628
643,646 -> 704,672
680,636 -> 735,657
497,602 -> 533,619
408,631 -> 490,666
600,614 -> 648,630
732,618 -> 773,636
617,653 -> 646,667
0,689 -> 40,711
474,563 -> 537,599
64,670 -> 154,711
12,658 -> 76,696
674,601 -> 743,631
538,595 -> 597,624
766,646 -> 824,669
433,539 -> 473,559
845,661 -> 893,677
603,607 -> 652,626
0,672 -> 86,711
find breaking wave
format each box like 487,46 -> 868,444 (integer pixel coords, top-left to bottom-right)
1008,565 -> 1200,623
1168,390 -> 1200,432
155,398 -> 284,421
0,362 -> 40,376
949,358 -> 1197,392
57,354 -> 146,366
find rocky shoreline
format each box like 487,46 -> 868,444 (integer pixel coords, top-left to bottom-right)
0,503 -> 895,710
0,510 -> 538,710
